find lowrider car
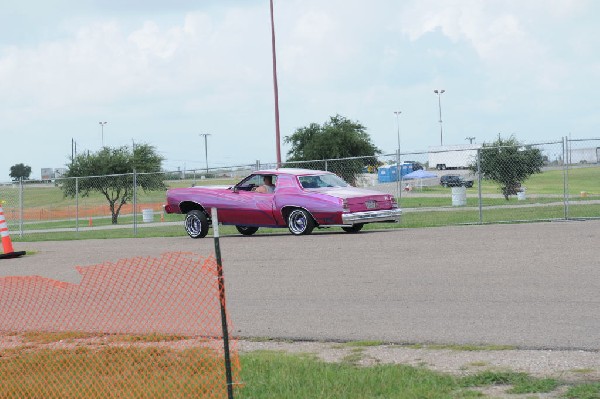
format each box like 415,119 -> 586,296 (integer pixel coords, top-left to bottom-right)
164,168 -> 401,238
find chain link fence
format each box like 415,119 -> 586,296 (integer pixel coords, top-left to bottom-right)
0,252 -> 240,398
1,137 -> 599,239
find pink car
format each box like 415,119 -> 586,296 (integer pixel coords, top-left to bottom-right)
164,168 -> 401,238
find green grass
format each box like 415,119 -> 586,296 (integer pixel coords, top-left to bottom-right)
416,165 -> 600,196
459,370 -> 559,394
239,351 -> 461,399
564,382 -> 600,399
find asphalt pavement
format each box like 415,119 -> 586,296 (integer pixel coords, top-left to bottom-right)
3,220 -> 600,350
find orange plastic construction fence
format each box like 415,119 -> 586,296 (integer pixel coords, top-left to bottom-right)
0,252 -> 239,398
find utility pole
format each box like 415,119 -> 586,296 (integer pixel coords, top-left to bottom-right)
270,0 -> 282,167
199,133 -> 211,175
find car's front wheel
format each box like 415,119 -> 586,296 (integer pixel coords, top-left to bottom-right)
185,210 -> 209,239
236,225 -> 259,236
342,224 -> 364,233
287,209 -> 315,235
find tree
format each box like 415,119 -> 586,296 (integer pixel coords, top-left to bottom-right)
9,163 -> 32,181
61,144 -> 165,224
474,135 -> 544,200
284,115 -> 381,183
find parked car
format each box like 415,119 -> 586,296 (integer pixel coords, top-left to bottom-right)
440,174 -> 474,188
164,168 -> 402,238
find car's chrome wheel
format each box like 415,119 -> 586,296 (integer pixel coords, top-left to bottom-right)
235,225 -> 259,236
287,209 -> 315,235
185,210 -> 209,239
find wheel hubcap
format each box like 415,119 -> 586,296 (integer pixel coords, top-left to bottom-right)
289,211 -> 307,234
185,215 -> 201,236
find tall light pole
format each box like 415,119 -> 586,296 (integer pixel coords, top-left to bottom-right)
99,121 -> 107,147
433,89 -> 445,146
199,133 -> 211,175
394,111 -> 401,157
269,0 -> 282,167
465,136 -> 476,144
394,111 -> 402,202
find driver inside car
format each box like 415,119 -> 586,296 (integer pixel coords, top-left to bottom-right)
253,175 -> 275,193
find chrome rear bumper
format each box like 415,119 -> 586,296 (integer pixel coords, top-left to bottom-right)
341,208 -> 402,225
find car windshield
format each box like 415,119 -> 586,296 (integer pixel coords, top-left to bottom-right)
298,174 -> 348,189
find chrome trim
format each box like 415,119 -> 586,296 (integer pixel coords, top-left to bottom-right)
341,209 -> 402,225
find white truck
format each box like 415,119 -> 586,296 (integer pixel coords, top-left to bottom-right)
428,144 -> 482,170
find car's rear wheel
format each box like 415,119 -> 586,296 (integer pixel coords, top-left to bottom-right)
236,225 -> 259,236
185,210 -> 209,239
287,209 -> 315,235
342,224 -> 364,233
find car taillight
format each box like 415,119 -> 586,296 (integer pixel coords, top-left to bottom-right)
388,195 -> 398,208
342,199 -> 350,212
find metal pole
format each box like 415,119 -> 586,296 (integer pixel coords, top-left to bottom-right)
563,136 -> 569,220
75,177 -> 79,233
19,178 -> 23,238
99,121 -> 107,147
133,171 -> 137,236
434,90 -> 445,146
270,0 -> 282,167
394,111 -> 402,205
211,208 -> 234,399
200,133 -> 211,175
477,149 -> 483,224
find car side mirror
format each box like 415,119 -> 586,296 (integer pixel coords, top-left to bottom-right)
232,186 -> 239,193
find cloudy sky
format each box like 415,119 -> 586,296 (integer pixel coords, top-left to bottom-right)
1,0 -> 599,180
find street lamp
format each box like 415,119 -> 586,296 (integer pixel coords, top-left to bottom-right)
465,136 -> 476,144
98,121 -> 107,147
394,111 -> 402,202
433,89 -> 445,146
393,111 -> 401,157
199,133 -> 211,175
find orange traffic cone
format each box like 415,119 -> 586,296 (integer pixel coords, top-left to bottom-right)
0,202 -> 26,259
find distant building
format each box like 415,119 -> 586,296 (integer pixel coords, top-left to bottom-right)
41,167 -> 68,181
54,168 -> 67,178
41,168 -> 54,181
568,147 -> 600,164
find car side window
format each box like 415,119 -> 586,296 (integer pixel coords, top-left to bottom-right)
236,174 -> 277,192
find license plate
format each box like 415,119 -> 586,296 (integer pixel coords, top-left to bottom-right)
365,200 -> 378,209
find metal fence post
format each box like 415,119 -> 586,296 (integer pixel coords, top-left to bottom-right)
477,149 -> 483,224
396,149 -> 403,206
211,208 -> 234,399
133,171 -> 138,236
75,177 -> 79,233
19,177 -> 23,238
563,136 -> 569,220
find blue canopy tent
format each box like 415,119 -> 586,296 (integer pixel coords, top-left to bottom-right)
403,170 -> 438,179
402,169 -> 438,190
